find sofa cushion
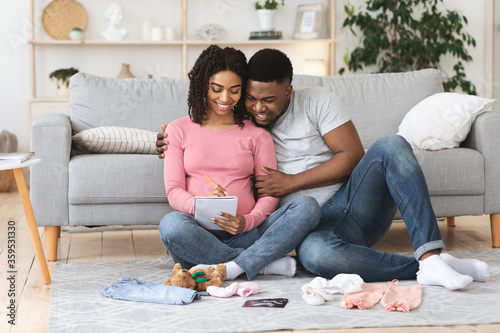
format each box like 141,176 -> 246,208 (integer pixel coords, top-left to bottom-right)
67,148 -> 483,205
69,203 -> 172,227
68,154 -> 167,204
293,69 -> 444,148
398,93 -> 495,150
69,73 -> 189,134
414,148 -> 484,196
72,127 -> 157,154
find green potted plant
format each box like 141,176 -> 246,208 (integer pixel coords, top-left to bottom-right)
339,0 -> 477,95
49,67 -> 79,98
254,0 -> 284,10
254,1 -> 285,31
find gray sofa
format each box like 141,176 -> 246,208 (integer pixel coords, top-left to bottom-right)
30,69 -> 500,261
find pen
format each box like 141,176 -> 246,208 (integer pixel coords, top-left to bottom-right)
204,174 -> 228,197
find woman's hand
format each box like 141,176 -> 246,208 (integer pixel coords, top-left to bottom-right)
207,184 -> 242,234
212,213 -> 246,235
208,185 -> 228,197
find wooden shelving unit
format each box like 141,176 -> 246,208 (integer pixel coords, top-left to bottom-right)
28,0 -> 336,129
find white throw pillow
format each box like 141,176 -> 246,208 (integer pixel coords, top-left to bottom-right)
398,93 -> 496,150
72,127 -> 157,154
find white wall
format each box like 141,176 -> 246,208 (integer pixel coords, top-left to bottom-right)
1,0 -> 31,152
495,1 -> 500,100
0,0 -> 491,158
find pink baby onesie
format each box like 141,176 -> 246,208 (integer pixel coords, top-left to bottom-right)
380,283 -> 422,312
341,283 -> 387,310
341,280 -> 422,312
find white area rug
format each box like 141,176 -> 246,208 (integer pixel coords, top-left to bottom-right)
49,250 -> 500,332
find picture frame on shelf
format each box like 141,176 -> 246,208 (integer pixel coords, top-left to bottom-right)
293,4 -> 324,40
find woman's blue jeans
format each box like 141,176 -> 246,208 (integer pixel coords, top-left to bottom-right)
159,195 -> 320,280
297,135 -> 445,282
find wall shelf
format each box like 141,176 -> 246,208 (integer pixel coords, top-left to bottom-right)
29,40 -> 185,46
30,98 -> 68,103
184,39 -> 335,45
30,39 -> 334,46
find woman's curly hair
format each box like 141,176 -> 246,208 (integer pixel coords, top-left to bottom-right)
188,45 -> 249,127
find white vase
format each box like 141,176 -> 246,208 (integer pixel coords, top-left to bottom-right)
256,9 -> 276,31
56,79 -> 70,99
164,27 -> 175,41
151,26 -> 165,41
142,18 -> 154,41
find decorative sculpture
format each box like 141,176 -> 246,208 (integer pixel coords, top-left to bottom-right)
101,3 -> 127,41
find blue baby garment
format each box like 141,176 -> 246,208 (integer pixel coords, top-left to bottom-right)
99,277 -> 208,305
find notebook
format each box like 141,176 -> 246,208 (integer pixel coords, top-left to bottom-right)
194,196 -> 238,231
0,152 -> 35,164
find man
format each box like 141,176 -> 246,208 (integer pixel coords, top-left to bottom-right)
157,48 -> 489,290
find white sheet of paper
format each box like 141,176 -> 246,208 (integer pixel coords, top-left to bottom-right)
194,196 -> 238,231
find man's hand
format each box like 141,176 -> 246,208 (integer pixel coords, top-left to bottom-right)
212,213 -> 246,235
256,122 -> 364,197
156,123 -> 168,159
255,166 -> 295,198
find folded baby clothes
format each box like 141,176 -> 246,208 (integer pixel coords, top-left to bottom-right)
237,282 -> 261,297
340,283 -> 387,310
99,277 -> 207,305
340,280 -> 422,312
303,274 -> 364,294
302,274 -> 364,306
207,282 -> 261,298
380,282 -> 422,312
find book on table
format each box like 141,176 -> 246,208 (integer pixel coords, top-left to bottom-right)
0,152 -> 35,164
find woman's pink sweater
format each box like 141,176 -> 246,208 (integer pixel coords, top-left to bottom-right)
164,116 -> 279,232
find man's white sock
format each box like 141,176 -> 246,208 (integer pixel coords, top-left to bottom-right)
258,256 -> 296,277
416,254 -> 473,290
193,261 -> 244,280
440,252 -> 490,282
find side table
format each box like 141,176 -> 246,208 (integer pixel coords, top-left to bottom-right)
0,158 -> 51,284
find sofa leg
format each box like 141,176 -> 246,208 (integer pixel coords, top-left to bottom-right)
491,214 -> 500,248
45,226 -> 61,261
446,217 -> 455,227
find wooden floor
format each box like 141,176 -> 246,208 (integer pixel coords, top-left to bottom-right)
0,188 -> 499,333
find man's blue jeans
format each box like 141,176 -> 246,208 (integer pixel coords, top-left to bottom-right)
159,195 -> 320,280
297,135 -> 445,282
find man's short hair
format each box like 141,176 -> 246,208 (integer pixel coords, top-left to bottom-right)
247,48 -> 293,85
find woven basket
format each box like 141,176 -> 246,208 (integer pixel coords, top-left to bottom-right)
42,0 -> 88,40
0,170 -> 15,192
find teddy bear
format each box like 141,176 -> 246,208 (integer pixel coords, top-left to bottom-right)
164,263 -> 227,292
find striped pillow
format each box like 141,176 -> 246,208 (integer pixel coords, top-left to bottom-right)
72,127 -> 157,154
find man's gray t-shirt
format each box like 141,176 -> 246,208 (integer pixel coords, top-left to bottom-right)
270,87 -> 350,207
